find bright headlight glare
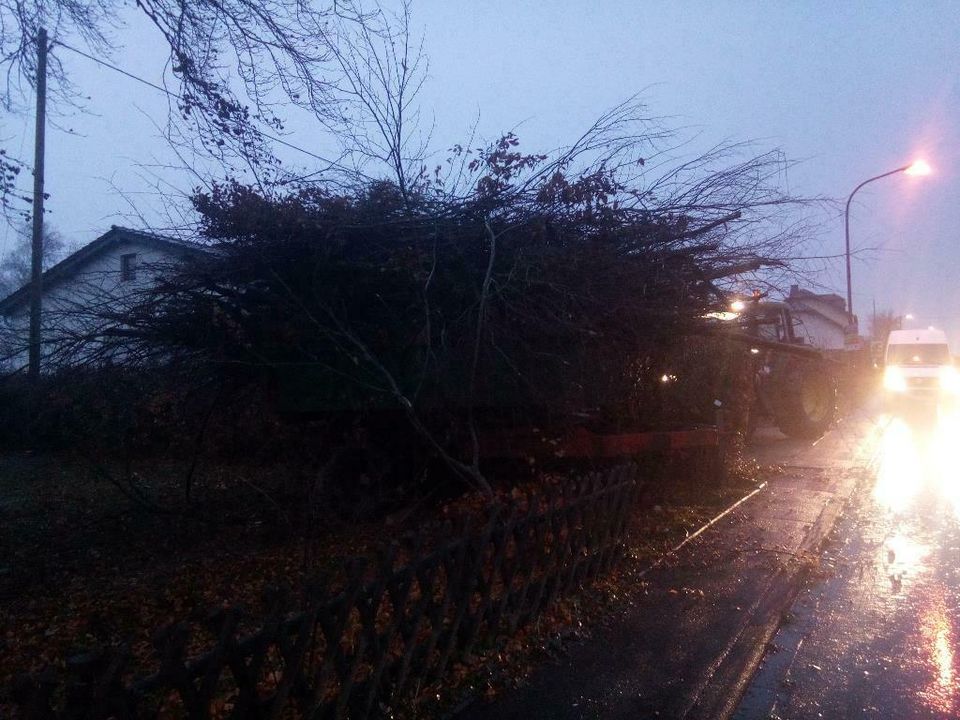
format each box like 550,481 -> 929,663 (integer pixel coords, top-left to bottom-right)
940,366 -> 960,394
884,366 -> 907,392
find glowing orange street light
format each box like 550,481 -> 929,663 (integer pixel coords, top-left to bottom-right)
844,159 -> 931,333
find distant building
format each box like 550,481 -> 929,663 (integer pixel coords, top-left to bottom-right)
0,226 -> 205,373
784,285 -> 849,351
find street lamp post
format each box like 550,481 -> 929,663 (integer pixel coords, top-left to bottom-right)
844,160 -> 930,333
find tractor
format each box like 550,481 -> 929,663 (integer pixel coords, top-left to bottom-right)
725,297 -> 838,439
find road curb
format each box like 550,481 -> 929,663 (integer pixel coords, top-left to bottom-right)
680,465 -> 868,720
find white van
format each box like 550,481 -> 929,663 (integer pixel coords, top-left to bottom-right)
883,328 -> 957,403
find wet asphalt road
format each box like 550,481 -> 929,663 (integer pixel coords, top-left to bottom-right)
735,408 -> 960,719
456,413 -> 872,720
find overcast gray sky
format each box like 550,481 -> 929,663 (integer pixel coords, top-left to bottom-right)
3,0 -> 960,341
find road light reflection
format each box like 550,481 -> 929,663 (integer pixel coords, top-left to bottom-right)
873,411 -> 960,714
918,586 -> 957,714
874,409 -> 960,517
884,531 -> 928,574
930,408 -> 960,516
875,416 -> 922,511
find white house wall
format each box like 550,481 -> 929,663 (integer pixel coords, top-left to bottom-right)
0,237 -> 190,372
799,300 -> 848,330
793,311 -> 845,350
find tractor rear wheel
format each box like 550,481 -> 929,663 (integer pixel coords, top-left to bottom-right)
772,360 -> 836,439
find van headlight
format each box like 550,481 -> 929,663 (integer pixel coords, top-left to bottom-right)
940,366 -> 960,394
884,366 -> 907,392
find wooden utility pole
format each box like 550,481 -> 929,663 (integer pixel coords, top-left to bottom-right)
28,27 -> 47,379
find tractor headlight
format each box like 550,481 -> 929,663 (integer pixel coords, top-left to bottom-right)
884,365 -> 907,393
940,366 -> 960,394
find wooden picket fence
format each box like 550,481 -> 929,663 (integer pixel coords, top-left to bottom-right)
13,465 -> 641,719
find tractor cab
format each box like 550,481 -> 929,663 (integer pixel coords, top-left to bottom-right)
735,300 -> 806,346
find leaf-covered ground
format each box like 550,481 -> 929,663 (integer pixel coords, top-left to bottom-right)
0,451 -> 760,717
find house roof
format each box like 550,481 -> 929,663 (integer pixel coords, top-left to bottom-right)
788,285 -> 846,309
0,226 -> 206,314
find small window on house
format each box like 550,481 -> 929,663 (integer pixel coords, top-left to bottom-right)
120,253 -> 138,282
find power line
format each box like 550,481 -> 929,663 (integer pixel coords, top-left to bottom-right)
56,40 -> 345,172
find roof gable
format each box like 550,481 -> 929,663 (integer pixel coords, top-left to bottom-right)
0,226 -> 205,314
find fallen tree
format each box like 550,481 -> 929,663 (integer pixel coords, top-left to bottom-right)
10,103 -> 812,495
